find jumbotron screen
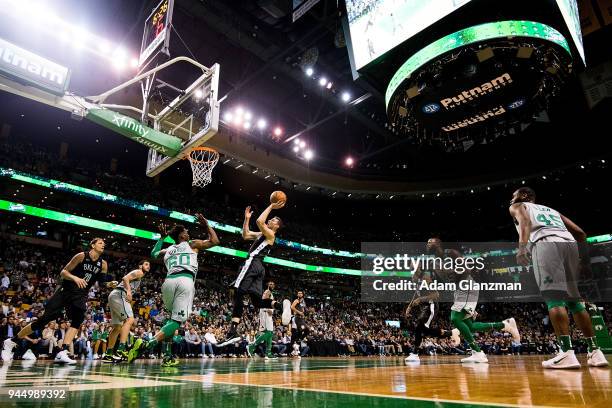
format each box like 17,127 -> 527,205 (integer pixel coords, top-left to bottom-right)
345,0 -> 474,70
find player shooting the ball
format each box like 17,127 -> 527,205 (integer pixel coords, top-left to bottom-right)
219,191 -> 291,346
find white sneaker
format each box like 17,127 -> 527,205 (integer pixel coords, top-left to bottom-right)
405,353 -> 420,363
503,318 -> 521,342
93,353 -> 99,360
1,350 -> 13,362
542,349 -> 581,369
450,329 -> 461,347
54,350 -> 77,365
587,349 -> 609,367
1,338 -> 17,362
461,351 -> 488,363
281,299 -> 292,326
22,349 -> 37,361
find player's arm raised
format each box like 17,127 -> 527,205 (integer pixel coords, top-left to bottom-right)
190,213 -> 220,251
256,201 -> 285,244
60,253 -> 86,288
151,224 -> 170,258
509,203 -> 532,266
242,206 -> 261,241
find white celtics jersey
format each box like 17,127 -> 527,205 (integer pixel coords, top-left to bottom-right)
518,202 -> 575,243
163,241 -> 198,277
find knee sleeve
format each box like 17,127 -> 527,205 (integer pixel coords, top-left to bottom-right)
546,300 -> 567,310
567,301 -> 585,314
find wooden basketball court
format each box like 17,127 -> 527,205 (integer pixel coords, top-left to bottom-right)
0,356 -> 609,407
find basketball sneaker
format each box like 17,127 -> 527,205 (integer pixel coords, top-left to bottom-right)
281,299 -> 292,326
461,351 -> 488,363
542,349 -> 581,369
217,327 -> 242,347
450,329 -> 461,347
54,350 -> 77,365
22,349 -> 37,361
502,318 -> 520,342
112,350 -> 128,362
264,354 -> 278,360
161,355 -> 179,367
587,349 -> 609,367
102,353 -> 114,363
2,338 -> 17,362
405,353 -> 420,363
127,339 -> 145,363
247,344 -> 255,358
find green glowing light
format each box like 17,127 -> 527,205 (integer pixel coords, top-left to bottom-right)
0,199 -> 372,276
386,21 -> 572,109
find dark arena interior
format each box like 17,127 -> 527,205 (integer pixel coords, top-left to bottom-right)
0,0 -> 611,407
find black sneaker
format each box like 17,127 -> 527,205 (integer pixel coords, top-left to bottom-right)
101,353 -> 114,363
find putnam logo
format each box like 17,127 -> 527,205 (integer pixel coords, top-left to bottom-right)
440,73 -> 513,110
441,106 -> 506,132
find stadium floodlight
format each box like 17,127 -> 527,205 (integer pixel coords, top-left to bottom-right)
299,141 -> 306,148
243,122 -> 251,130
244,111 -> 253,120
235,106 -> 244,116
224,112 -> 233,122
294,138 -> 300,145
326,82 -> 333,89
194,89 -> 204,99
257,118 -> 266,129
319,77 -> 328,87
305,67 -> 314,76
274,127 -> 283,136
293,146 -> 299,153
341,92 -> 351,102
345,157 -> 354,166
304,150 -> 314,160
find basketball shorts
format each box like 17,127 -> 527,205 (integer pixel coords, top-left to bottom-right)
161,275 -> 195,323
259,308 -> 274,332
233,259 -> 265,297
451,282 -> 479,317
415,301 -> 437,328
530,237 -> 580,300
45,287 -> 87,325
108,289 -> 134,325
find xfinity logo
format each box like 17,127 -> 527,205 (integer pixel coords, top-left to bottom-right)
0,37 -> 70,95
440,73 -> 513,110
112,114 -> 151,139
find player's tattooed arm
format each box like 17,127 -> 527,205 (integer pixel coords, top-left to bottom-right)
60,252 -> 86,288
190,213 -> 220,251
509,203 -> 532,266
242,206 -> 262,240
121,269 -> 143,302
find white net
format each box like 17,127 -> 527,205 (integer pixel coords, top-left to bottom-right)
188,147 -> 219,188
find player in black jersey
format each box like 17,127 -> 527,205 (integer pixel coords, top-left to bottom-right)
3,238 -> 113,364
218,202 -> 290,346
404,267 -> 459,362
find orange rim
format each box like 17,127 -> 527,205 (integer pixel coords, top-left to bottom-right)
187,146 -> 219,163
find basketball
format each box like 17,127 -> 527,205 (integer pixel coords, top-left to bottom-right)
270,190 -> 287,204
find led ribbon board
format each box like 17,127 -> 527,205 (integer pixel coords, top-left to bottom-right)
385,21 -> 571,108
0,199 -> 374,276
0,167 -> 365,258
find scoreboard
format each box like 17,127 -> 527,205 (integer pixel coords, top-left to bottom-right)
139,0 -> 174,68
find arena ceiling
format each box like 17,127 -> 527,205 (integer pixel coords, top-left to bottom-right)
1,0 -> 611,190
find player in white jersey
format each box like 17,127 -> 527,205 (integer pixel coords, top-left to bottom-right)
128,214 -> 219,366
510,187 -> 608,368
103,259 -> 150,363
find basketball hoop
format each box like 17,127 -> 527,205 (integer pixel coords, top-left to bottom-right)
187,146 -> 219,188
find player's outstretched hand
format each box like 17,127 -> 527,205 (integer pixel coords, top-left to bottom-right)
244,206 -> 253,219
271,200 -> 286,210
195,213 -> 209,227
158,223 -> 169,236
